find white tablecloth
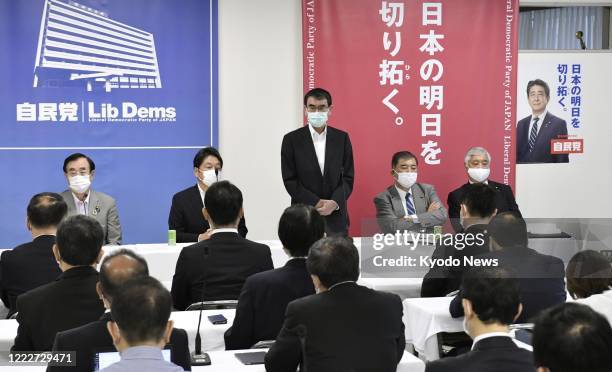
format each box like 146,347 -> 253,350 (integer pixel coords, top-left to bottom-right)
0,309 -> 235,353
402,296 -> 463,361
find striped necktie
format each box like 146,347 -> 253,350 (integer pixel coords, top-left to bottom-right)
528,117 -> 539,151
405,193 -> 416,215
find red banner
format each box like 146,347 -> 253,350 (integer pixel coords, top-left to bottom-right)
302,0 -> 519,235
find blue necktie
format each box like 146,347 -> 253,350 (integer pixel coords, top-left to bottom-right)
528,117 -> 539,151
405,193 -> 416,215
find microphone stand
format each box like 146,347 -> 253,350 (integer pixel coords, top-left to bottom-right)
191,247 -> 211,365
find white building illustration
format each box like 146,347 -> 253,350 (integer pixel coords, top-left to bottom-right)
33,0 -> 161,92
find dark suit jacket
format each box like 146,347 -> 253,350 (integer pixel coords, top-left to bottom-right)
0,235 -> 61,317
171,232 -> 273,311
265,283 -> 405,372
447,181 -> 521,232
224,258 -> 315,350
12,266 -> 105,352
421,224 -> 490,297
48,312 -> 191,372
281,125 -> 354,234
169,184 -> 248,243
449,247 -> 566,323
516,112 -> 569,164
425,336 -> 536,372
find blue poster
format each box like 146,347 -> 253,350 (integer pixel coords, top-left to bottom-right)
0,0 -> 218,246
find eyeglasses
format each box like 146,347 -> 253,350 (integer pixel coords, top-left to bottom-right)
306,105 -> 330,113
67,170 -> 90,176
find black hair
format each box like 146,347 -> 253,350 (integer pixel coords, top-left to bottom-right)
526,79 -> 550,99
304,88 -> 332,106
204,180 -> 242,226
487,212 -> 527,249
278,204 -> 325,257
391,151 -> 418,168
63,153 -> 95,173
27,192 -> 67,228
56,215 -> 103,266
533,302 -> 612,372
566,250 -> 612,299
193,147 -> 223,169
461,267 -> 520,325
460,183 -> 497,218
307,237 -> 359,288
110,276 -> 172,345
99,249 -> 149,302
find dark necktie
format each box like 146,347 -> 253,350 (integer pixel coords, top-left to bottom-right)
528,117 -> 539,151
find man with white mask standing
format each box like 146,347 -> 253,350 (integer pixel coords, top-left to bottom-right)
374,151 -> 447,234
281,88 -> 354,236
60,153 -> 122,245
169,147 -> 248,243
447,147 -> 521,232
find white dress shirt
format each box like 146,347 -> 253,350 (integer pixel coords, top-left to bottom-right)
576,288 -> 612,326
308,124 -> 327,175
197,183 -> 206,206
471,331 -> 511,350
527,109 -> 547,141
210,228 -> 239,235
71,192 -> 91,215
395,185 -> 419,222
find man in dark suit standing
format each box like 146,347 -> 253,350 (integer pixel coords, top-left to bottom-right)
449,212 -> 566,323
48,249 -> 191,372
12,215 -> 105,351
265,237 -> 405,372
448,147 -> 520,232
426,267 -> 535,372
422,184 -> 495,297
224,204 -> 322,350
169,147 -> 248,243
516,79 -> 569,164
0,192 -> 67,317
171,181 -> 273,311
281,88 -> 354,236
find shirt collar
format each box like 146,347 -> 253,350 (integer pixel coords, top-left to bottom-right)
72,191 -> 90,205
120,346 -> 165,360
471,331 -> 511,350
395,185 -> 411,198
328,281 -> 356,291
308,123 -> 327,139
197,183 -> 206,205
210,228 -> 239,235
532,109 -> 547,123
468,179 -> 488,185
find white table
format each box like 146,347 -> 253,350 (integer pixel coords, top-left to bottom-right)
0,309 -> 235,354
194,349 -> 425,372
403,296 -> 463,361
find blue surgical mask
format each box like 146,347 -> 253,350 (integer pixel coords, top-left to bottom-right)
308,111 -> 328,128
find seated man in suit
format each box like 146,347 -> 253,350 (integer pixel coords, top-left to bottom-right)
60,153 -> 121,245
0,192 -> 67,317
422,183 -> 495,297
533,303 -> 612,372
374,151 -> 447,234
450,212 -> 566,323
12,215 -> 105,351
103,276 -> 183,372
171,181 -> 273,310
516,79 -> 569,164
49,249 -> 190,372
426,267 -> 535,372
224,204 -> 322,350
447,147 -> 520,232
169,147 -> 247,243
265,237 -> 405,372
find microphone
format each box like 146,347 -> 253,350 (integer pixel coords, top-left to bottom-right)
575,31 -> 586,50
192,247 -> 211,366
292,324 -> 308,372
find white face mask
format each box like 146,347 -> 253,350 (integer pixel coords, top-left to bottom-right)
307,111 -> 328,128
69,175 -> 91,194
395,171 -> 418,189
467,167 -> 490,183
201,169 -> 218,187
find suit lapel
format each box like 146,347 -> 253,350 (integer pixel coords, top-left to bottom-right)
411,184 -> 427,214
323,127 -> 336,179
388,186 -> 406,218
88,191 -> 100,217
533,112 -> 553,149
62,191 -> 77,214
300,126 -> 324,179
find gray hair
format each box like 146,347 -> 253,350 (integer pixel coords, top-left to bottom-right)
464,147 -> 491,165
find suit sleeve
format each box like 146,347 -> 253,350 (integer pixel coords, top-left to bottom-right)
393,295 -> 406,365
374,194 -> 416,233
503,185 -> 522,217
169,194 -> 199,243
46,333 -> 71,372
237,216 -> 248,238
105,199 -> 122,245
170,328 -> 192,372
11,299 -> 34,351
416,186 -> 448,227
449,290 -> 464,318
281,133 -> 321,206
330,132 -> 355,208
171,250 -> 190,311
447,191 -> 463,232
224,278 -> 256,350
261,245 -> 273,271
264,301 -> 302,372
555,119 -> 570,163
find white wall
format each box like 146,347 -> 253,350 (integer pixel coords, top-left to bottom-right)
218,0 -> 302,240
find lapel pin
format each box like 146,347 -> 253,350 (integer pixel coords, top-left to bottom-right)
93,205 -> 100,216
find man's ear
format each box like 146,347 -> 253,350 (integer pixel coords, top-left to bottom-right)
25,217 -> 31,232
106,321 -> 122,346
52,244 -> 61,263
462,298 -> 474,318
96,282 -> 103,300
327,106 -> 332,117
491,208 -> 498,217
163,320 -> 174,344
536,367 -> 551,372
95,248 -> 104,265
513,303 -> 523,322
89,170 -> 95,181
202,208 -> 210,222
310,275 -> 322,291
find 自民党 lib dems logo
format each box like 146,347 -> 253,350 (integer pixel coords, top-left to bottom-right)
33,0 -> 162,92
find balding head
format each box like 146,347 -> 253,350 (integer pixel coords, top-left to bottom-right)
98,249 -> 149,305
